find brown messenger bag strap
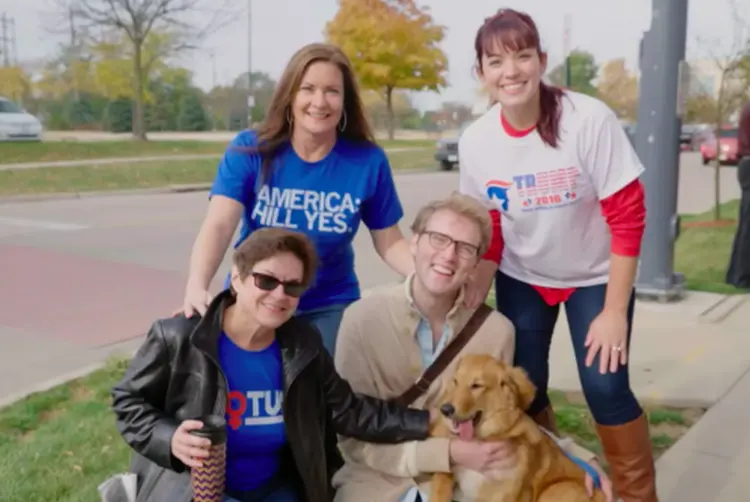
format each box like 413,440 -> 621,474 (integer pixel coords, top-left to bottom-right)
393,303 -> 493,407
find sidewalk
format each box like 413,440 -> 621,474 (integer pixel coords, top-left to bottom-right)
655,366 -> 750,501
545,293 -> 750,502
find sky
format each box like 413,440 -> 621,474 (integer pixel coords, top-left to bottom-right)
0,0 -> 745,110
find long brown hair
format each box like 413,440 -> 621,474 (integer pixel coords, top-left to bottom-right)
474,9 -> 565,148
252,43 -> 376,182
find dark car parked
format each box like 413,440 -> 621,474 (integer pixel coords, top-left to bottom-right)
434,122 -> 471,171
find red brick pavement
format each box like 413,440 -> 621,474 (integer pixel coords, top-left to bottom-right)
0,244 -> 192,346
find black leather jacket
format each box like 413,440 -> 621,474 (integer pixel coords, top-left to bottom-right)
111,290 -> 430,502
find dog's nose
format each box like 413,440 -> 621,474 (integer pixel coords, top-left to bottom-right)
440,403 -> 455,417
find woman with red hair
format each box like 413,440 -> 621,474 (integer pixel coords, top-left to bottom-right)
460,9 -> 657,502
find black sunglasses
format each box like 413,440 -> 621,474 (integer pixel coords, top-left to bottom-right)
251,272 -> 307,298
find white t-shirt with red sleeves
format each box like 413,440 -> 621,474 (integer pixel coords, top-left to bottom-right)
458,90 -> 645,288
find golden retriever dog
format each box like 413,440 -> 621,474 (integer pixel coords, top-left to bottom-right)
429,354 -> 606,502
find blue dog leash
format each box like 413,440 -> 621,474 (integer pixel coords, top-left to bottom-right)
539,427 -> 602,490
564,450 -> 602,489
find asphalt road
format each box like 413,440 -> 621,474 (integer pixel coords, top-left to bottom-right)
0,152 -> 741,401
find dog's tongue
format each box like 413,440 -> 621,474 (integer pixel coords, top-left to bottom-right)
458,420 -> 474,440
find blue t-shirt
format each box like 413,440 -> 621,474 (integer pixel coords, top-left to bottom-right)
209,130 -> 404,312
219,333 -> 286,492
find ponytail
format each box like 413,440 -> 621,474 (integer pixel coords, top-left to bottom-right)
537,83 -> 565,148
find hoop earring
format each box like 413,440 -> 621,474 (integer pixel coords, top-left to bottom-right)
286,108 -> 293,125
338,110 -> 347,132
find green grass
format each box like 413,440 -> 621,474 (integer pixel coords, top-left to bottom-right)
0,138 -> 433,165
0,359 -> 702,500
0,140 -> 228,164
378,139 -> 435,149
0,359 -> 131,502
548,391 -> 703,464
0,147 -> 434,196
675,200 -> 748,294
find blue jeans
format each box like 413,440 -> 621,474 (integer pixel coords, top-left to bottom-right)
297,303 -> 350,356
494,271 -> 642,426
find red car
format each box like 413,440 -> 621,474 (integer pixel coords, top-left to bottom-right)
701,127 -> 740,165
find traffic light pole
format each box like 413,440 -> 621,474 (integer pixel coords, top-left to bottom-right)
634,0 -> 690,301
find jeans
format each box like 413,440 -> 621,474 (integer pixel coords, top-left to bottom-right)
726,157 -> 750,288
297,303 -> 350,356
494,271 -> 642,426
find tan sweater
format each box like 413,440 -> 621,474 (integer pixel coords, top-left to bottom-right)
331,277 -> 596,502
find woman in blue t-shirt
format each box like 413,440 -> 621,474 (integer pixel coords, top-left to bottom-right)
113,228 -> 432,502
180,43 -> 414,355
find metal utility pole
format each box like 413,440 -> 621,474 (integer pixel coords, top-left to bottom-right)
634,0 -> 690,301
246,0 -> 254,127
563,14 -> 572,88
69,5 -> 80,101
0,13 -> 11,67
10,15 -> 16,65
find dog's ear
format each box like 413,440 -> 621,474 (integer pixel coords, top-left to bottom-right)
508,366 -> 537,412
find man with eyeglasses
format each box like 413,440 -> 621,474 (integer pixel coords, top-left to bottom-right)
329,192 -> 610,502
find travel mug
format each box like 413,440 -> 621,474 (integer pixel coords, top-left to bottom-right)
189,415 -> 227,502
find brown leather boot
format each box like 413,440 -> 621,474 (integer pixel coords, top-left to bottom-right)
595,413 -> 658,502
531,405 -> 560,436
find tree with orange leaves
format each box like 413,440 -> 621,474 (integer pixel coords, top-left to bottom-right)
326,0 -> 448,139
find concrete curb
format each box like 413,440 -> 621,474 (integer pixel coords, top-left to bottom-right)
0,337 -> 144,410
0,183 -> 213,205
0,362 -> 106,410
697,294 -> 749,323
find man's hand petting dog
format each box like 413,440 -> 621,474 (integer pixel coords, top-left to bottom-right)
449,439 -> 517,478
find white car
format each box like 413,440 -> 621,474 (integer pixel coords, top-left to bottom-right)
0,97 -> 43,141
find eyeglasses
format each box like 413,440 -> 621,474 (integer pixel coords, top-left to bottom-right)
422,231 -> 480,259
251,272 -> 307,298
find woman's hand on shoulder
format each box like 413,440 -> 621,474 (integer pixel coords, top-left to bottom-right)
463,260 -> 497,309
180,285 -> 213,318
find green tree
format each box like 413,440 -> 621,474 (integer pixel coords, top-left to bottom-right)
360,89 -> 417,131
69,0 -> 233,140
326,0 -> 448,139
104,97 -> 133,132
178,91 -> 209,131
0,67 -> 32,104
685,93 -> 719,124
547,50 -> 598,96
596,59 -> 639,121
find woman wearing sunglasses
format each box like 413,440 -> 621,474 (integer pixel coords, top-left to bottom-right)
112,228 -> 432,502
